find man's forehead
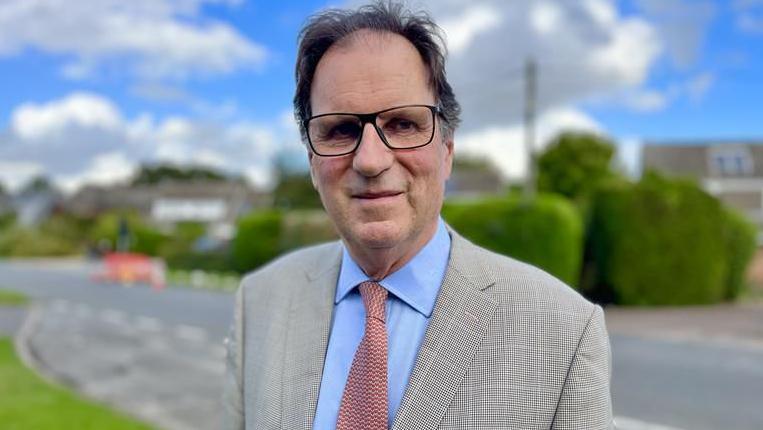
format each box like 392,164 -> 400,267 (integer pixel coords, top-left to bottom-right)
310,30 -> 435,113
333,28 -> 401,51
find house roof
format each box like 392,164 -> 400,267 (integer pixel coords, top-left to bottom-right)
642,140 -> 763,178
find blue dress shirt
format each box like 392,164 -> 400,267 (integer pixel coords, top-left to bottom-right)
312,218 -> 451,429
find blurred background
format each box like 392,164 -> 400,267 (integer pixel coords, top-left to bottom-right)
1,0 -> 762,429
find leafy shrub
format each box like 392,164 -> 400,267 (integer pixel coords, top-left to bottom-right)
88,212 -> 169,255
537,131 -> 619,201
588,173 -> 727,305
0,226 -> 80,257
722,208 -> 757,300
231,209 -> 338,274
280,210 -> 337,251
442,194 -> 583,287
232,210 -> 283,273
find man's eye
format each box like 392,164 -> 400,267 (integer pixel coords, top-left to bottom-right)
386,118 -> 418,132
328,122 -> 360,139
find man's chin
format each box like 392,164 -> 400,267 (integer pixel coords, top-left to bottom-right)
348,220 -> 404,249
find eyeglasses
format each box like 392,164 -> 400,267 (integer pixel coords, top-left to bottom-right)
305,104 -> 440,157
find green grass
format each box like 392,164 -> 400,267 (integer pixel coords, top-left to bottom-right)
0,338 -> 155,429
167,269 -> 240,293
0,289 -> 29,307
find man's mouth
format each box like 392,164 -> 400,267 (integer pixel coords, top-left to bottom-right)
352,191 -> 404,200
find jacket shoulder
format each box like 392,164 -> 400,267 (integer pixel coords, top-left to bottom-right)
459,237 -> 595,318
239,241 -> 341,297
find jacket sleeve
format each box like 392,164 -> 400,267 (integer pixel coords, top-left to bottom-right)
551,305 -> 614,430
221,285 -> 245,430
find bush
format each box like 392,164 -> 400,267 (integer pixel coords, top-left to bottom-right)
0,226 -> 80,257
722,208 -> 757,300
88,212 -> 169,255
442,194 -> 583,287
232,210 -> 283,273
588,173 -> 727,305
280,210 -> 337,251
164,249 -> 233,273
231,209 -> 339,274
537,131 -> 619,201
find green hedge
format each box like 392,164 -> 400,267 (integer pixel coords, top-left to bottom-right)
88,212 -> 169,255
442,194 -> 583,287
232,210 -> 283,273
0,226 -> 81,257
231,209 -> 338,274
722,207 -> 757,300
588,174 -> 728,305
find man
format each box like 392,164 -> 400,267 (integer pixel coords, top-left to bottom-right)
222,2 -> 613,429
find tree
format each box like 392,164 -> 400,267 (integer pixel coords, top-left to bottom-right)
130,164 -> 230,185
272,172 -> 322,209
20,176 -> 54,194
536,131 -> 620,201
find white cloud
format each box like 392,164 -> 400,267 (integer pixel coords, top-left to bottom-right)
0,92 -> 297,192
425,0 -> 663,133
737,14 -> 763,33
686,72 -> 715,102
440,5 -> 502,55
11,93 -> 123,140
635,0 -> 716,68
616,137 -> 643,178
455,107 -> 602,180
57,152 -> 138,194
624,90 -> 669,112
0,0 -> 267,80
734,0 -> 763,33
0,161 -> 44,193
530,2 -> 562,36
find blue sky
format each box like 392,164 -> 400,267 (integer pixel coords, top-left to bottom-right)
0,0 -> 761,192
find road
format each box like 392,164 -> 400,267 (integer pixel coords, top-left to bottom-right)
2,259 -> 762,430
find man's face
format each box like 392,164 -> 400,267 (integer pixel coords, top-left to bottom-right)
308,30 -> 453,256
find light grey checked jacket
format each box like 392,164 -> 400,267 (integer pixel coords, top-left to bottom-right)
222,228 -> 614,430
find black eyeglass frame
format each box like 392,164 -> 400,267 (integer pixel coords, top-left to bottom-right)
304,104 -> 442,157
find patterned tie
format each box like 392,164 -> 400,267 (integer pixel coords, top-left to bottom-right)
336,281 -> 389,430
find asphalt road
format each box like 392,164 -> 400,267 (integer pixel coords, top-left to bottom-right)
2,259 -> 762,430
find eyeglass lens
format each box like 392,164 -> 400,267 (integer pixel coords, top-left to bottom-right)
308,106 -> 434,156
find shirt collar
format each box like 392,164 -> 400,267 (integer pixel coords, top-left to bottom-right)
336,217 -> 451,318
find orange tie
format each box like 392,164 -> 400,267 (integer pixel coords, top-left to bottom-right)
336,281 -> 389,430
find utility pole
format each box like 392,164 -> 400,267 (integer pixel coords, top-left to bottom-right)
523,57 -> 537,201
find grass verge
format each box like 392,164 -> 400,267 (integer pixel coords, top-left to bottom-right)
0,338 -> 154,429
167,269 -> 240,293
0,289 -> 29,307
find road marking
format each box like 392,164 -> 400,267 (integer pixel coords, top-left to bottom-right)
615,416 -> 686,430
175,324 -> 208,343
100,308 -> 127,325
51,299 -> 69,312
135,315 -> 163,332
74,303 -> 93,318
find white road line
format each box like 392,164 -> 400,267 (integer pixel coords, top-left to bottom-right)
51,299 -> 69,312
175,324 -> 208,343
615,416 -> 686,430
100,308 -> 127,325
135,315 -> 163,332
74,303 -> 94,318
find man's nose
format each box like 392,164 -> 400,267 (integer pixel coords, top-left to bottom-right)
352,122 -> 394,177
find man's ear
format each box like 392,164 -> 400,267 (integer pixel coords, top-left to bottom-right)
307,151 -> 319,190
443,136 -> 454,180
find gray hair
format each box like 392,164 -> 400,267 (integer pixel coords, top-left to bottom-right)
293,1 -> 461,142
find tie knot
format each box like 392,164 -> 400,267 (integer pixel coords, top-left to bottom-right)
358,281 -> 387,322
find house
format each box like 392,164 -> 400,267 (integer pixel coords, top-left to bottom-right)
64,180 -> 271,241
642,140 -> 763,229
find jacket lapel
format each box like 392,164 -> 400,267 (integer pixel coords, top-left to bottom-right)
392,231 -> 498,430
281,242 -> 341,430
